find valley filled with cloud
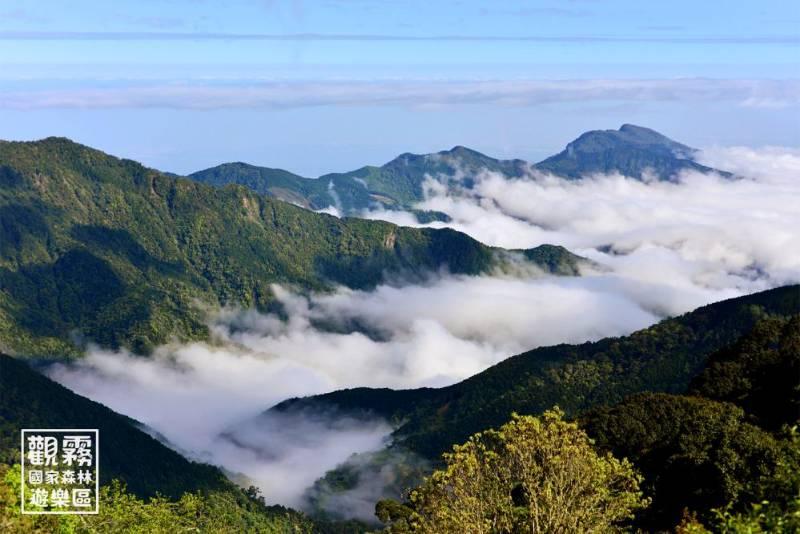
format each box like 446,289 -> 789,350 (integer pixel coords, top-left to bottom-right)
45,144 -> 800,512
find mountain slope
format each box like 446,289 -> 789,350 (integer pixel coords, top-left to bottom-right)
0,137 -> 581,357
0,353 -> 229,499
272,284 -> 800,459
191,146 -> 528,215
188,162 -> 324,208
534,124 -> 730,181
688,314 -> 800,430
580,316 -> 800,529
317,146 -> 528,211
188,125 -> 732,214
0,354 -> 369,532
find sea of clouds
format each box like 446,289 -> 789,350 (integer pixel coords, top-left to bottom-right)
47,145 -> 800,517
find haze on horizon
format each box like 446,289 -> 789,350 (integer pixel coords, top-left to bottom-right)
0,0 -> 798,176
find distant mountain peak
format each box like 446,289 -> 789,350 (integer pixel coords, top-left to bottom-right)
617,124 -> 694,153
441,145 -> 484,157
187,124 -> 731,214
619,123 -> 658,135
535,124 -> 729,181
385,146 -> 492,165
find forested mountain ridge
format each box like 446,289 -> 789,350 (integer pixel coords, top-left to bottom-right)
0,137 -> 582,357
374,316 -> 800,532
190,146 -> 528,215
189,125 -> 731,214
0,353 -> 368,532
273,284 -> 800,459
0,353 -> 227,499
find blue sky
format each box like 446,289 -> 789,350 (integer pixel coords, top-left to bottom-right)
0,0 -> 797,175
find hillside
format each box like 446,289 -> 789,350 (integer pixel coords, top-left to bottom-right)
188,125 -> 732,214
316,146 -> 528,211
191,146 -> 528,215
272,284 -> 800,459
188,162 -> 322,208
0,354 -> 370,532
374,335 -> 800,533
1,353 -> 231,499
0,137 -> 581,357
579,315 -> 800,529
535,124 -> 731,181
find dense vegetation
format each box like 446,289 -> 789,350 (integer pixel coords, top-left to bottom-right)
1,352 -> 237,499
584,393 -> 795,529
689,315 -> 800,431
0,464 -> 318,533
274,284 -> 800,459
0,137 -> 581,357
582,315 -> 800,531
0,354 -> 370,533
373,314 -> 800,532
378,411 -> 647,533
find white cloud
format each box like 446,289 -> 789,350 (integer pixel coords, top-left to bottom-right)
1,79 -> 797,110
366,147 -> 800,297
46,343 -> 392,510
46,145 -> 800,517
45,269 -> 672,510
2,31 -> 797,43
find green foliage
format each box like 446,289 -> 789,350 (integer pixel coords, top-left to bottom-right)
678,428 -> 800,533
0,353 -> 229,499
278,285 -> 800,460
378,411 -> 646,533
690,315 -> 800,430
582,393 -> 790,529
0,137 -> 578,356
0,464 -> 315,533
580,316 -> 800,530
189,162 -> 321,206
708,497 -> 800,533
519,244 -> 584,275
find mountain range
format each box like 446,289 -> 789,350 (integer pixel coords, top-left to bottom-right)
0,353 -> 364,532
189,124 -> 732,215
271,285 -> 800,529
271,284 -> 800,459
4,285 -> 796,531
0,137 -> 582,357
1,126 -> 790,532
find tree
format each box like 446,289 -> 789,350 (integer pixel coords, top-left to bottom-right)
380,410 -> 647,533
689,315 -> 800,431
704,426 -> 800,534
582,393 -> 788,529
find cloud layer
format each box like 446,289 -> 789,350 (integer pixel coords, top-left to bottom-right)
366,146 -> 800,302
45,270 -> 668,513
47,145 -> 800,515
3,31 -> 799,43
2,79 -> 797,110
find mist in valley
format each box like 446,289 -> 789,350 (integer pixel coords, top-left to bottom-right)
46,145 -> 800,518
